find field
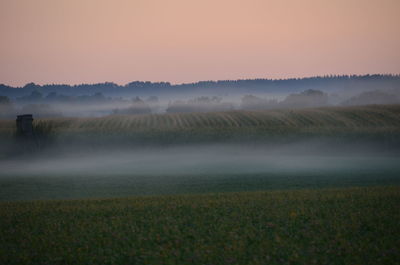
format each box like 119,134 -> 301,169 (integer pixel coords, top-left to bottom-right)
1,105 -> 400,146
1,160 -> 400,201
1,186 -> 399,265
1,105 -> 400,199
1,105 -> 400,264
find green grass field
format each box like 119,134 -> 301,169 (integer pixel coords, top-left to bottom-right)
1,170 -> 400,201
1,186 -> 399,265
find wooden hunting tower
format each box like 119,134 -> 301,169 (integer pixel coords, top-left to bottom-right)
16,114 -> 34,136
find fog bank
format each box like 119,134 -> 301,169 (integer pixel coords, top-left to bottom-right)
1,141 -> 399,178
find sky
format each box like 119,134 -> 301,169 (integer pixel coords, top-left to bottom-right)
0,0 -> 399,86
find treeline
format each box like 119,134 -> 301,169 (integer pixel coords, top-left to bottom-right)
1,74 -> 399,98
16,91 -> 124,104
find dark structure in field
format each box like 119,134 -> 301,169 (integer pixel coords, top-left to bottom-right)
16,114 -> 34,137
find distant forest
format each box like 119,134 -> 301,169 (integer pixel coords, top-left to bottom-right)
1,74 -> 400,118
1,74 -> 399,98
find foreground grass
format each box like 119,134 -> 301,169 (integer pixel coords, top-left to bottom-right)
1,171 -> 400,201
0,186 -> 399,265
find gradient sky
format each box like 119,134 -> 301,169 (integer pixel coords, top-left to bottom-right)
1,0 -> 399,86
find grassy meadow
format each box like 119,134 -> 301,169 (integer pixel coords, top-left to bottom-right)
0,186 -> 399,265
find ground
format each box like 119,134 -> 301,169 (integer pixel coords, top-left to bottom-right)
1,186 -> 399,265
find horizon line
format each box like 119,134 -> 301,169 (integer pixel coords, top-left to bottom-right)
2,73 -> 400,88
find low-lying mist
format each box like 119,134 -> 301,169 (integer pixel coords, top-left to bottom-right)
2,84 -> 399,118
1,140 -> 400,200
1,140 -> 399,178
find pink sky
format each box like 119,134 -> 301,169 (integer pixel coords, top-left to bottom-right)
1,0 -> 399,86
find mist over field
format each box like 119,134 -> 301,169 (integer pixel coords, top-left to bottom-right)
1,140 -> 399,176
1,138 -> 399,200
2,1 -> 400,264
1,84 -> 400,200
1,75 -> 400,118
